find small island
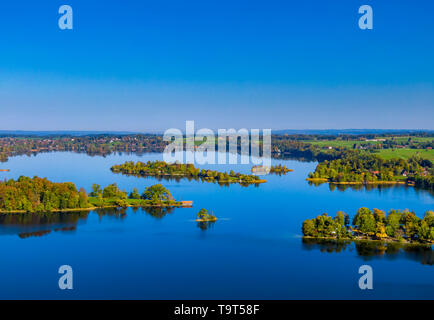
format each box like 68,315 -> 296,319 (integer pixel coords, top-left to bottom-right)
269,164 -> 293,174
111,160 -> 266,186
302,207 -> 434,245
195,208 -> 217,222
0,176 -> 191,213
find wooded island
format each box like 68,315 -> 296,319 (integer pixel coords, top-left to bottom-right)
111,160 -> 266,186
302,207 -> 434,244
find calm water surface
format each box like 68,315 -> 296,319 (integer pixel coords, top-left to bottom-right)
0,152 -> 433,299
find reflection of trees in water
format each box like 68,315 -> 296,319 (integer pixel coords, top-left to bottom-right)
95,206 -> 175,220
18,226 -> 77,239
302,238 -> 352,253
302,238 -> 433,266
0,211 -> 88,239
196,220 -> 216,231
94,207 -> 128,219
114,172 -> 260,188
272,154 -> 316,163
19,230 -> 52,238
1,206 -> 179,239
142,206 -> 175,219
0,211 -> 89,226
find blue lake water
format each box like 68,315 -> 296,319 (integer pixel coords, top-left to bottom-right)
0,152 -> 433,299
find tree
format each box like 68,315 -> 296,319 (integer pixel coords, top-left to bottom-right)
385,210 -> 402,237
90,184 -> 102,197
373,209 -> 386,223
401,211 -> 421,239
352,207 -> 376,233
102,183 -> 126,199
302,219 -> 316,236
78,187 -> 89,208
334,211 -> 346,226
128,187 -> 141,199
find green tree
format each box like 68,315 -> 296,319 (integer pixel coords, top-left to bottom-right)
352,207 -> 376,233
302,219 -> 316,236
90,184 -> 102,197
128,187 -> 141,199
142,184 -> 172,203
385,210 -> 402,237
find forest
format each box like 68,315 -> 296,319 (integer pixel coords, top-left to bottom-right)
0,176 -> 181,213
307,153 -> 433,190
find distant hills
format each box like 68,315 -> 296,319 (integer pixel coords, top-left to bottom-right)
0,130 -> 141,136
0,129 -> 432,137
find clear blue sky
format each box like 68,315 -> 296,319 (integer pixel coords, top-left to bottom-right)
0,0 -> 433,131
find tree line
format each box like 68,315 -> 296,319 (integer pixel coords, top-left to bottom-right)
308,154 -> 433,190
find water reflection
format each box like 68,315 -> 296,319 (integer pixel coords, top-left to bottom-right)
307,180 -> 434,196
302,238 -> 434,266
0,211 -> 88,238
112,172 -> 262,188
0,206 -> 177,238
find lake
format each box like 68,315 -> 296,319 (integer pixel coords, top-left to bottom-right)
0,152 -> 433,299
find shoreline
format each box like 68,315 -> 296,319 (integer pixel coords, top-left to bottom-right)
195,218 -> 218,222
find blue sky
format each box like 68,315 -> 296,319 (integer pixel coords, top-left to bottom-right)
0,0 -> 433,131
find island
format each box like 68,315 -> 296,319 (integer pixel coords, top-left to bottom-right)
269,164 -> 293,174
111,160 -> 266,186
302,207 -> 434,244
195,208 -> 217,222
0,176 -> 191,213
251,164 -> 293,175
307,153 -> 433,190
